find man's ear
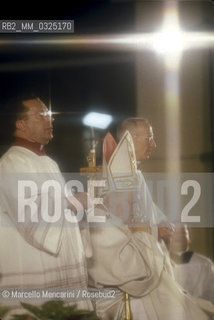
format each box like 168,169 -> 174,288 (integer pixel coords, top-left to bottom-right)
16,119 -> 26,132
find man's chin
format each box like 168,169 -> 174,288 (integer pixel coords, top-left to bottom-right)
43,135 -> 53,145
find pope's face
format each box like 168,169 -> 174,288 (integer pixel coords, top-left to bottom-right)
132,122 -> 157,161
19,98 -> 54,145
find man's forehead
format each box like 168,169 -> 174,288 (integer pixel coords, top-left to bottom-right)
136,121 -> 153,134
22,98 -> 48,112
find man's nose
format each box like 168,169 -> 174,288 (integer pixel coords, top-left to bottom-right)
151,139 -> 157,148
45,114 -> 55,123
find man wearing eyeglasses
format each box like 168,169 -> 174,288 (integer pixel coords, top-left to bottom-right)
87,118 -> 212,319
117,117 -> 157,161
13,97 -> 54,147
0,94 -> 92,315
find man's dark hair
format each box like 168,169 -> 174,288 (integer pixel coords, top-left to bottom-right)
4,92 -> 39,136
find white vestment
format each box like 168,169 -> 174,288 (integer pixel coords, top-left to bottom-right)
0,146 -> 91,311
87,171 -> 210,319
87,131 -> 213,319
173,252 -> 214,303
88,213 -> 210,319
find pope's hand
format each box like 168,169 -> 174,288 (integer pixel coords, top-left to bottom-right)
158,221 -> 175,249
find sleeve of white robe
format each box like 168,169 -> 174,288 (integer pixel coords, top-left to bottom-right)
0,148 -> 65,256
88,209 -> 166,297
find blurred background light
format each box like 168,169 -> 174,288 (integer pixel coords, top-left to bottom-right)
154,2 -> 183,56
83,111 -> 113,129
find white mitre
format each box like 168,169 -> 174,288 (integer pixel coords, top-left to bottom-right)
101,130 -> 139,194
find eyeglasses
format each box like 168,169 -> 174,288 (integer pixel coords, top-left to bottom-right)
145,136 -> 154,143
39,110 -> 52,117
25,110 -> 53,119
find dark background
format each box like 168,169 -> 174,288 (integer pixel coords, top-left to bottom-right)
0,0 -> 213,172
0,0 -> 137,171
